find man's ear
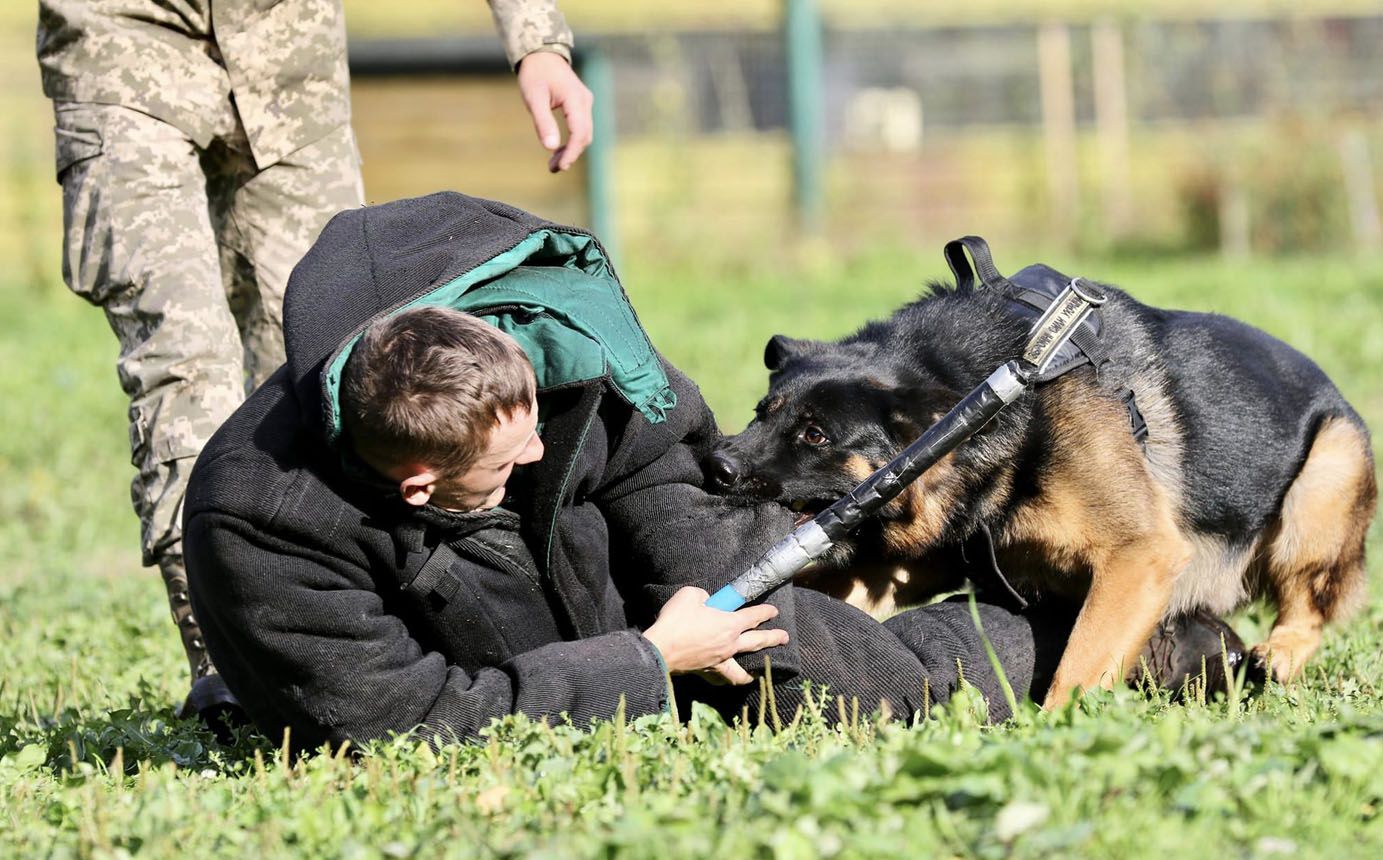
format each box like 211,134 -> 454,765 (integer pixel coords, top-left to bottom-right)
764,334 -> 824,371
397,470 -> 438,507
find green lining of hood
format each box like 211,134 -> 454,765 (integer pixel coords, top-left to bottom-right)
321,229 -> 675,445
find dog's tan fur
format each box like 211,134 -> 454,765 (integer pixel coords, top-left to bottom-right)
797,455 -> 965,615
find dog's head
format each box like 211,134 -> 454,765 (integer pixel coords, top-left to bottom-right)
705,288 -> 1029,563
706,333 -> 966,537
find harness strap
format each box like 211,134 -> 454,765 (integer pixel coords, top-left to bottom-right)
392,523 -> 464,607
1012,289 -> 1054,312
945,236 -> 1018,292
968,523 -> 1029,612
1069,325 -> 1112,369
407,541 -> 463,605
1012,287 -> 1112,370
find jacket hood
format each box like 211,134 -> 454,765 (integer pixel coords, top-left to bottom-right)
282,191 -> 675,445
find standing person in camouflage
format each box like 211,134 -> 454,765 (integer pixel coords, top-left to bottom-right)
37,0 -> 594,715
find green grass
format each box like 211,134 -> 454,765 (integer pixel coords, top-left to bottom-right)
1,249 -> 1381,858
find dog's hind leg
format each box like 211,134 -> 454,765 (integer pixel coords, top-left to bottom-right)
1256,417 -> 1375,682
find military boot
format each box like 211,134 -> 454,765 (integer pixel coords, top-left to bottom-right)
1134,609 -> 1249,699
160,556 -> 245,739
158,555 -> 212,681
158,555 -> 211,683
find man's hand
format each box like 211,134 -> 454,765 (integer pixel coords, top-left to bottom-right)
515,51 -> 594,173
642,587 -> 789,684
697,658 -> 753,686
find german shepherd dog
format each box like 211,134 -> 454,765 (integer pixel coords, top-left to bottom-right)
705,264 -> 1376,706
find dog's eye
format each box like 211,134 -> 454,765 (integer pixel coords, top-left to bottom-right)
800,425 -> 830,447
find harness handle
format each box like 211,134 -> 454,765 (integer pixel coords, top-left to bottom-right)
944,236 -> 1017,293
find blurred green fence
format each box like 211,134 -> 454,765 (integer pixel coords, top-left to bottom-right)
3,3 -> 1382,293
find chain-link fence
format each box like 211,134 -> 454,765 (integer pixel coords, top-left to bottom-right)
601,17 -> 1383,138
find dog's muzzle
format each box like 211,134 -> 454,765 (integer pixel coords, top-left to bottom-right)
704,451 -> 742,493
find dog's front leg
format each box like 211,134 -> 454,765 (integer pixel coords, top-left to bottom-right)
1041,537 -> 1187,708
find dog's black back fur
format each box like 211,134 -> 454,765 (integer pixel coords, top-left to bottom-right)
1153,307 -> 1360,536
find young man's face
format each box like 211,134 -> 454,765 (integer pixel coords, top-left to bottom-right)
387,398 -> 545,512
440,400 -> 545,511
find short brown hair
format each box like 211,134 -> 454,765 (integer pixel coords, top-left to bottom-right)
341,306 -> 536,477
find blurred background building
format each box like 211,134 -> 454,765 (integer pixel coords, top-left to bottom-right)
2,0 -> 1381,283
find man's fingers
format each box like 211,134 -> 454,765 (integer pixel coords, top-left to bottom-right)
553,97 -> 593,171
520,84 -> 562,152
735,628 -> 790,655
733,602 -> 780,630
716,658 -> 753,685
694,658 -> 751,686
515,53 -> 595,172
679,586 -> 711,604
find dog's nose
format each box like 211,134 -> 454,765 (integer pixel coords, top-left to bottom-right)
704,451 -> 742,492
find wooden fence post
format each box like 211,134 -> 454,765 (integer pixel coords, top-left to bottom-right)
1338,129 -> 1383,253
1039,22 -> 1079,247
1220,179 -> 1252,260
1092,19 -> 1133,239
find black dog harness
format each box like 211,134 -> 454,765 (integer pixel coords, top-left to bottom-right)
941,236 -> 1149,611
944,236 -> 1148,442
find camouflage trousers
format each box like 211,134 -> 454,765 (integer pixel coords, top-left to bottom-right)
54,101 -> 364,680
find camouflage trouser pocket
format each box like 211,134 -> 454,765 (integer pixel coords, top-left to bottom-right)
54,103 -> 116,306
54,102 -> 216,308
53,103 -> 104,183
129,401 -> 208,466
129,402 -> 212,564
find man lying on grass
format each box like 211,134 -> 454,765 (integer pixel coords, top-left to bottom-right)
183,192 -> 1239,750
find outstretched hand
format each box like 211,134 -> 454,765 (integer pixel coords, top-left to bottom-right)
515,51 -> 594,173
642,587 -> 789,685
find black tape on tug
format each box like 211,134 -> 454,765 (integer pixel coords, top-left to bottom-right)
814,380 -> 1013,541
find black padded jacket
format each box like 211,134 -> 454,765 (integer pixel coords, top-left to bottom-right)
183,192 -> 799,749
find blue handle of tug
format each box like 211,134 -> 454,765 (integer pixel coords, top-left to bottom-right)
705,584 -> 748,612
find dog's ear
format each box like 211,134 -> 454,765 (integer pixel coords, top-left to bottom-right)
764,335 -> 823,371
885,381 -> 962,444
